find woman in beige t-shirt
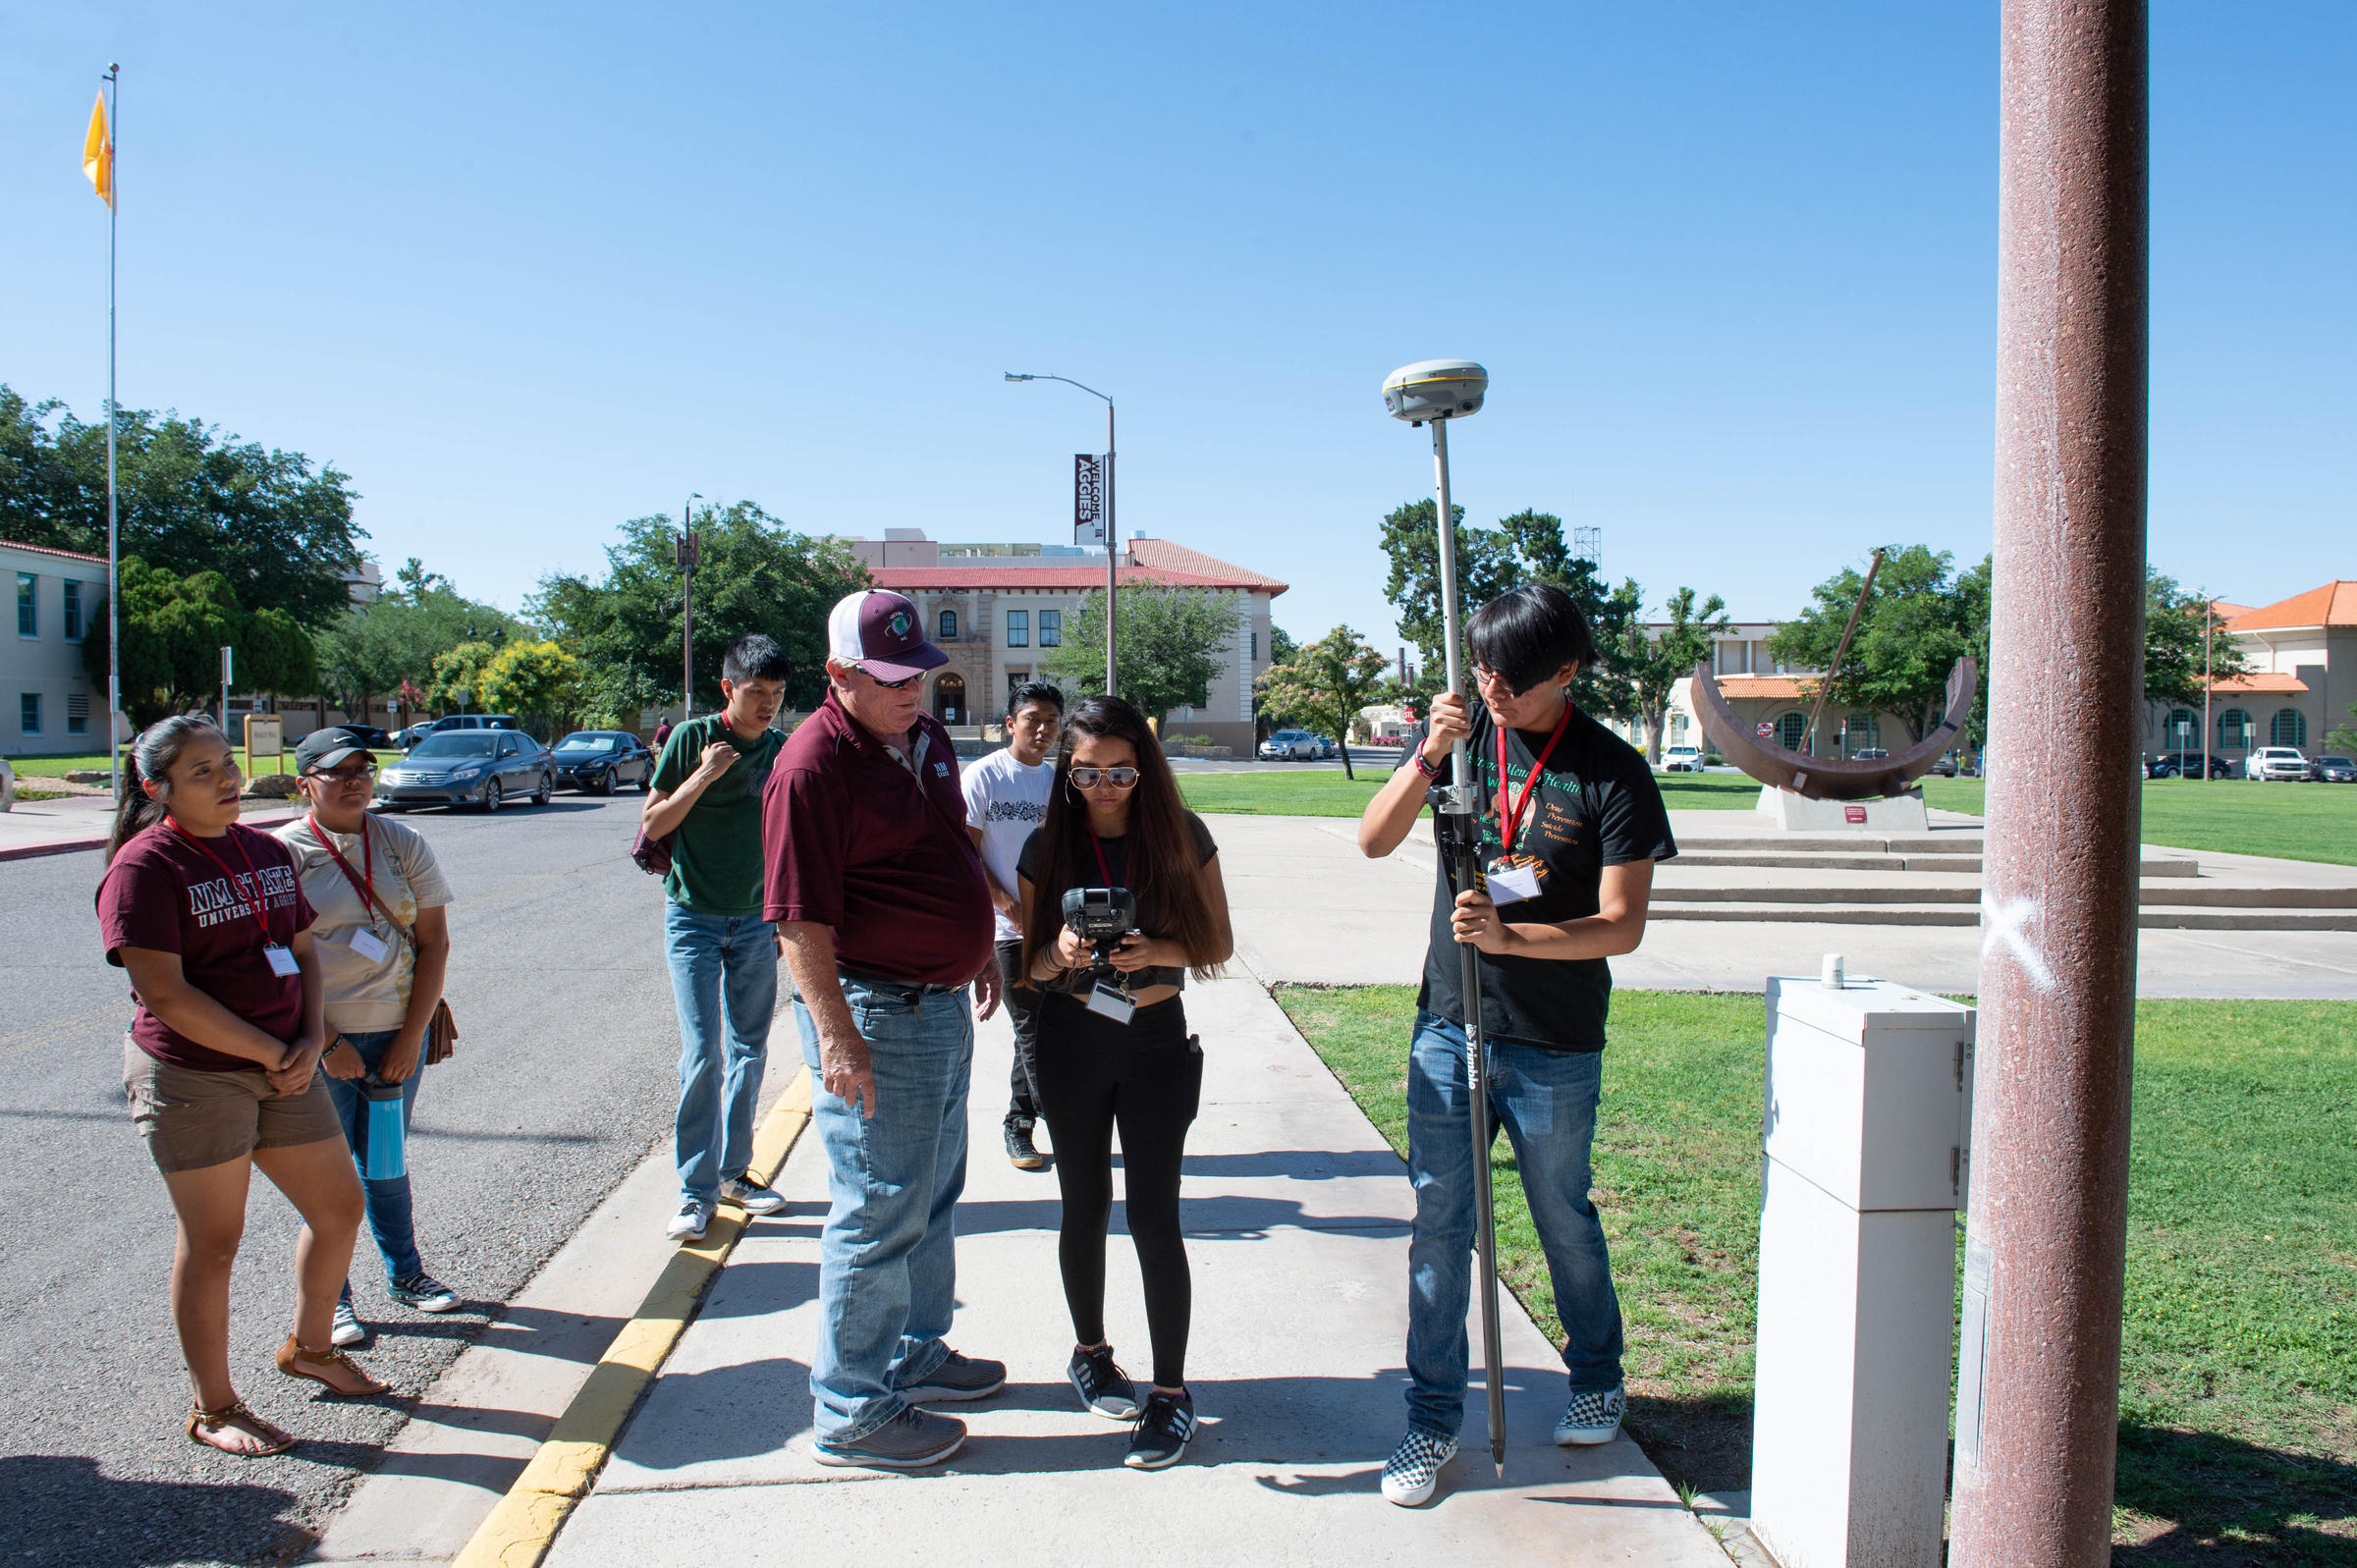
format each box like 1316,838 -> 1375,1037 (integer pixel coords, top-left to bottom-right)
276,729 -> 456,1348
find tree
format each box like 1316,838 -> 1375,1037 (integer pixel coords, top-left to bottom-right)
479,640 -> 580,734
531,502 -> 869,719
2329,705 -> 2357,756
313,569 -> 526,727
79,558 -> 320,726
1255,626 -> 1387,780
1622,588 -> 1733,763
2144,572 -> 2248,708
1043,584 -> 1234,726
427,641 -> 503,712
1769,546 -> 1989,749
2,385 -> 365,630
1379,502 -> 1643,723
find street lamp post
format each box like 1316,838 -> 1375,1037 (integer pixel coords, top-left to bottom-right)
1006,374 -> 1117,697
678,493 -> 702,721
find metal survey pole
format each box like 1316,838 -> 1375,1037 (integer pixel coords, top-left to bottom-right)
1434,418 -> 1507,1480
1950,4 -> 2147,1564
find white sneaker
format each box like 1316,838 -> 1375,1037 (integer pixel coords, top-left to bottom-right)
330,1299 -> 368,1348
1381,1429 -> 1457,1506
666,1198 -> 714,1242
719,1176 -> 788,1215
1553,1384 -> 1626,1446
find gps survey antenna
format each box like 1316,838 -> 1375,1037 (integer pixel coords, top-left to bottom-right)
1382,357 -> 1507,1480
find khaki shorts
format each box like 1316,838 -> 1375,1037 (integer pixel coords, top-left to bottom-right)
123,1037 -> 345,1175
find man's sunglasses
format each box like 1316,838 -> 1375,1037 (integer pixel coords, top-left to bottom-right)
1069,766 -> 1140,789
307,761 -> 377,784
855,665 -> 922,690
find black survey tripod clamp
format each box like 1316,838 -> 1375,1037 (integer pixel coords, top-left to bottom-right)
1060,885 -> 1139,985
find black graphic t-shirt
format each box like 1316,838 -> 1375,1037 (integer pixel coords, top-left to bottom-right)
1417,703 -> 1676,1052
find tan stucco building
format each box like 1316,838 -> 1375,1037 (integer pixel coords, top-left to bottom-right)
840,530 -> 1288,753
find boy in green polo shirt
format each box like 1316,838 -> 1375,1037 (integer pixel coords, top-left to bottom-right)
643,632 -> 792,1241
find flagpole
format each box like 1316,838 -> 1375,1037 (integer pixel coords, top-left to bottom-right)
104,63 -> 122,798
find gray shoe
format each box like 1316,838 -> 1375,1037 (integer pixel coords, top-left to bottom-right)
811,1406 -> 966,1469
900,1349 -> 1007,1404
719,1175 -> 788,1215
330,1298 -> 368,1349
666,1198 -> 714,1242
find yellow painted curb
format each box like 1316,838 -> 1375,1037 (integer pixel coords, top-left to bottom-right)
452,1067 -> 814,1568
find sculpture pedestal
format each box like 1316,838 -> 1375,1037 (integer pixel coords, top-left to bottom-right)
1756,787 -> 1930,833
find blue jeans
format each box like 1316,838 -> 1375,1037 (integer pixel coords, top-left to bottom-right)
322,1028 -> 425,1289
793,977 -> 973,1444
1403,1009 -> 1624,1438
663,903 -> 778,1203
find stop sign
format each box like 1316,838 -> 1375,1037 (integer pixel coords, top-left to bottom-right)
1756,721 -> 1773,737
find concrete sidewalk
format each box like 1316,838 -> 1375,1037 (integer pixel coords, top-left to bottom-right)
0,790 -> 301,860
539,979 -> 1730,1567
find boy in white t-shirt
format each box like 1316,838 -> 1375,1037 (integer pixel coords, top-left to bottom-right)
961,680 -> 1066,1170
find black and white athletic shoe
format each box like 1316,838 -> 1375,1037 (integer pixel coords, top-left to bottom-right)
1381,1429 -> 1458,1506
1553,1383 -> 1627,1446
1124,1389 -> 1195,1470
1068,1345 -> 1141,1419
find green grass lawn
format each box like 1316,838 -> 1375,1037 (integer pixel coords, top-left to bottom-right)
1923,777 -> 2357,867
1279,986 -> 2357,1563
1176,765 -> 1761,818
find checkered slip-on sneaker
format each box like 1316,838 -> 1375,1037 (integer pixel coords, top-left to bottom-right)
1381,1429 -> 1458,1506
1553,1384 -> 1627,1446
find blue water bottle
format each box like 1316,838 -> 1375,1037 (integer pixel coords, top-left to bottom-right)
359,1075 -> 408,1180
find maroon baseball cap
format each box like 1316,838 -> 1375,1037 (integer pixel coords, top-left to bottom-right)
827,589 -> 948,681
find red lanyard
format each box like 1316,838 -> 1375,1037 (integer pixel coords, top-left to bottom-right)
170,820 -> 277,945
1087,830 -> 1121,888
308,813 -> 374,914
1496,703 -> 1573,854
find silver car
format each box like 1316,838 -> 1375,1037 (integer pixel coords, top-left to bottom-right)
1258,729 -> 1318,762
376,730 -> 554,812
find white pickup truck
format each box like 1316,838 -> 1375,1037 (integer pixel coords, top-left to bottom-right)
2245,746 -> 2309,782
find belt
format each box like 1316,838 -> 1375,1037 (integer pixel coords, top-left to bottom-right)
838,968 -> 964,998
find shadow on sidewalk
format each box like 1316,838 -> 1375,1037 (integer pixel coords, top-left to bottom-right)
953,1195 -> 1407,1240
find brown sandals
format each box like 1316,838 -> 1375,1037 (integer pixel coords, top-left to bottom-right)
275,1333 -> 389,1397
186,1399 -> 295,1457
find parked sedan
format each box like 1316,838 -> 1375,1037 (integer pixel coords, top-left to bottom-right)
1661,744 -> 1704,773
1313,734 -> 1341,759
1258,729 -> 1319,762
550,730 -> 655,794
2149,752 -> 2236,780
374,730 -> 553,812
2310,754 -> 2357,784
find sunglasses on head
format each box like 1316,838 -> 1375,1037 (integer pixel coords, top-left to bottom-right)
1069,765 -> 1139,789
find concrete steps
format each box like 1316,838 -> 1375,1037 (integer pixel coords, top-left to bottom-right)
1652,827 -> 2353,931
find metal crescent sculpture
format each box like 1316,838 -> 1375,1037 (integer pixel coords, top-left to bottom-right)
1690,655 -> 1978,801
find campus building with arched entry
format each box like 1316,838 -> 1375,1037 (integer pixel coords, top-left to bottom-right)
837,529 -> 1287,755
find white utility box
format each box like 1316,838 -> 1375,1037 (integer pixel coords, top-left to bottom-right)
1751,977 -> 1973,1568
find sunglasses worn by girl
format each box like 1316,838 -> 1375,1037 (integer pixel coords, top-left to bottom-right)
1069,766 -> 1139,789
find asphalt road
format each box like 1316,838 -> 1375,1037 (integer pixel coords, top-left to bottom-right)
0,793 -> 694,1568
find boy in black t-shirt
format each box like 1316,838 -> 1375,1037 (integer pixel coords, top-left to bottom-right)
1355,584 -> 1676,1507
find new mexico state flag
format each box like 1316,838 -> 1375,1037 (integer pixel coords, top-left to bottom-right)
83,90 -> 112,207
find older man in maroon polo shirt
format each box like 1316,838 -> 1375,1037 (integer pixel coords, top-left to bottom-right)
764,588 -> 1006,1471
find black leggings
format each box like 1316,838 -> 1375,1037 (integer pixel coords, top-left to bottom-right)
1034,992 -> 1203,1389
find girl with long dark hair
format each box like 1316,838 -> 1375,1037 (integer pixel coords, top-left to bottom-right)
97,717 -> 386,1458
1015,696 -> 1232,1469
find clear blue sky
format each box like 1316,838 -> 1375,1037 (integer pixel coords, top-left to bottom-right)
4,3 -> 2348,648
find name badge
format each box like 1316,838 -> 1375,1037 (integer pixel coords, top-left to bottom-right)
1084,982 -> 1137,1025
1486,860 -> 1542,905
349,928 -> 391,964
263,944 -> 301,977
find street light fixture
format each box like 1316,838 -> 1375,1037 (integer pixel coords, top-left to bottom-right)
677,492 -> 702,720
1383,356 -> 1506,1480
1006,373 -> 1117,697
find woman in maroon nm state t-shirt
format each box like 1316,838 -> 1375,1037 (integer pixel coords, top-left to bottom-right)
95,717 -> 386,1457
